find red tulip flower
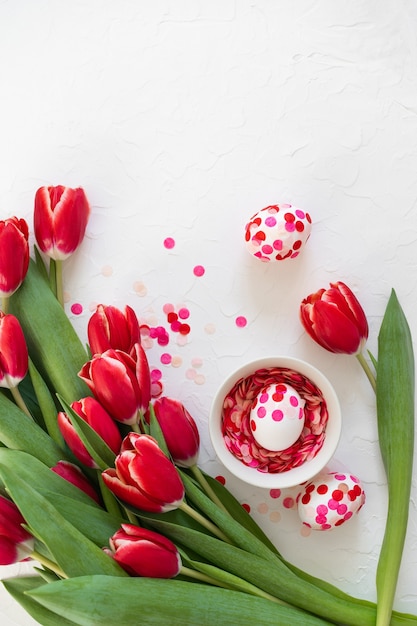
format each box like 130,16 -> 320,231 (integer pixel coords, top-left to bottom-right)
87,304 -> 141,356
102,433 -> 184,513
79,344 -> 151,425
0,312 -> 28,388
152,397 -> 200,467
51,460 -> 100,504
57,397 -> 122,468
0,217 -> 29,298
0,494 -> 34,565
34,185 -> 90,261
105,524 -> 182,578
300,281 -> 368,355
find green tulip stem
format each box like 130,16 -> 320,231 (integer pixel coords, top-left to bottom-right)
179,501 -> 232,544
131,421 -> 141,434
54,260 -> 64,308
189,465 -> 230,515
1,296 -> 9,313
31,549 -> 67,579
356,351 -> 377,393
10,385 -> 33,419
179,565 -> 287,606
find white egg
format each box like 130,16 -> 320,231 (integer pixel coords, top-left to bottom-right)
297,471 -> 366,530
249,383 -> 305,451
244,203 -> 312,262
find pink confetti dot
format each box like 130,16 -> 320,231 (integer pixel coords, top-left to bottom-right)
151,381 -> 163,398
283,497 -> 295,509
269,489 -> 281,499
193,265 -> 205,277
163,303 -> 175,314
163,237 -> 175,249
160,353 -> 172,365
71,303 -> 83,315
235,316 -> 247,328
178,307 -> 190,319
151,368 -> 162,381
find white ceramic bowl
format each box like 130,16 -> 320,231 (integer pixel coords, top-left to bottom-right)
209,356 -> 342,489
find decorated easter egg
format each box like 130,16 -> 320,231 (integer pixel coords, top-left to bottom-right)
249,382 -> 305,452
244,204 -> 312,261
297,471 -> 365,530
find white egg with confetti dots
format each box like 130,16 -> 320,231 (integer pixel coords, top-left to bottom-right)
297,471 -> 366,530
249,383 -> 306,451
244,203 -> 312,262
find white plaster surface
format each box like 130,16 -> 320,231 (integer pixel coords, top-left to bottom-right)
1,0 -> 417,624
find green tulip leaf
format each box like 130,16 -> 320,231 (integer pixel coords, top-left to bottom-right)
179,470 -> 277,562
44,493 -> 123,547
137,514 -> 377,625
147,402 -> 170,458
0,448 -> 123,553
29,358 -> 64,447
376,289 -> 415,624
9,259 -> 91,403
0,448 -> 98,507
2,576 -> 79,626
0,461 -> 126,578
189,468 -> 280,554
27,574 -> 333,626
0,393 -> 65,466
33,245 -> 49,282
57,394 -> 117,470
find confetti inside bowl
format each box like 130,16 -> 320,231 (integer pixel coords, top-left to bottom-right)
209,357 -> 341,489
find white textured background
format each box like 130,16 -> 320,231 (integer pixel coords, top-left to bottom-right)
1,1 -> 417,624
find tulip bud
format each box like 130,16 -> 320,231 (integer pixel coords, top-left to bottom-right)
152,397 -> 200,467
0,494 -> 34,565
34,185 -> 90,261
300,281 -> 368,355
0,217 -> 29,298
87,304 -> 141,356
51,460 -> 100,504
78,344 -> 151,425
0,312 -> 28,388
105,523 -> 182,578
57,397 -> 122,468
102,433 -> 184,513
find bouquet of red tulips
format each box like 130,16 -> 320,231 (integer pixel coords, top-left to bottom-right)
0,186 -> 415,626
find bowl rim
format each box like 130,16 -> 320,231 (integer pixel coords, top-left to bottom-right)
208,355 -> 342,489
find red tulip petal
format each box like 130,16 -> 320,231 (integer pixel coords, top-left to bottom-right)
113,538 -> 181,578
310,300 -> 362,354
153,397 -> 200,467
88,354 -> 140,424
127,436 -> 184,506
101,468 -> 166,513
0,314 -> 28,387
330,282 -> 369,340
0,221 -> 29,296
